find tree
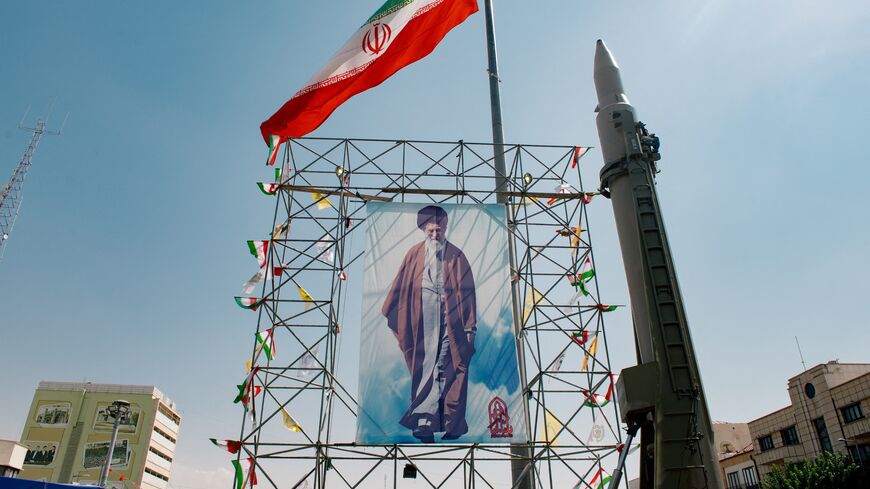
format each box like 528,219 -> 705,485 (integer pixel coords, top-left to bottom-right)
762,452 -> 863,489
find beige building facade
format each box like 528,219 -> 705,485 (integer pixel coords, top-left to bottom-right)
748,361 -> 870,479
18,381 -> 180,489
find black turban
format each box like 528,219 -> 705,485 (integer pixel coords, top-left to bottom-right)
416,205 -> 448,230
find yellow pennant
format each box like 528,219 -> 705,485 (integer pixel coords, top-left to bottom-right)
580,335 -> 599,371
273,220 -> 290,240
281,408 -> 302,432
311,192 -> 332,210
245,359 -> 252,374
570,218 -> 583,258
297,285 -> 314,311
540,409 -> 563,446
522,288 -> 546,325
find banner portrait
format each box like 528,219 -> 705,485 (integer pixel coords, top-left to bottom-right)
357,202 -> 526,443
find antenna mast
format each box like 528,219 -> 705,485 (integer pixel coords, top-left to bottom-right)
0,113 -> 62,261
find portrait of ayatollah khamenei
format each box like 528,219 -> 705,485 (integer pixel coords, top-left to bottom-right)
357,202 -> 527,444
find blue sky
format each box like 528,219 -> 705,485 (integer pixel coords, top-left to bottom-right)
1,1 -> 869,487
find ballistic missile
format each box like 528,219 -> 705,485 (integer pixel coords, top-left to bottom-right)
593,40 -> 724,489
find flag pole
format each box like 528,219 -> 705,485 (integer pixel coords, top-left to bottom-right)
482,1 -> 533,488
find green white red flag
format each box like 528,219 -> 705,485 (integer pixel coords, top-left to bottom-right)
255,329 -> 277,361
571,146 -> 590,168
257,182 -> 279,195
588,468 -> 612,489
247,240 -> 270,268
234,297 -> 262,311
259,0 -> 479,160
232,457 -> 257,489
209,438 -> 242,454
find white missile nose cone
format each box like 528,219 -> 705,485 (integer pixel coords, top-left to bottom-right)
593,39 -> 628,111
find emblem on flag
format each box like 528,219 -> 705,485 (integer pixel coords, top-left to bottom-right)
362,22 -> 392,55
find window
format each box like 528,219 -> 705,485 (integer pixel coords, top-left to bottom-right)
813,417 -> 833,452
149,446 -> 173,463
154,425 -> 177,444
780,425 -> 800,446
842,402 -> 864,423
742,466 -> 759,487
145,467 -> 169,482
759,435 -> 775,451
158,404 -> 181,425
726,471 -> 741,488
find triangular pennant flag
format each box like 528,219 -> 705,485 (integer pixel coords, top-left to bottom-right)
234,297 -> 261,311
546,182 -> 575,206
311,192 -> 332,210
281,408 -> 302,432
256,182 -> 280,195
571,330 -> 589,346
540,409 -> 563,446
209,438 -> 242,454
247,240 -> 270,268
245,359 -> 252,374
522,287 -> 546,325
255,329 -> 277,361
583,192 -> 598,204
234,367 -> 259,404
570,216 -> 584,258
571,146 -> 590,169
273,220 -> 290,240
232,457 -> 258,489
297,285 -> 315,311
241,267 -> 282,296
266,134 -> 284,167
550,352 -> 565,373
580,335 -> 598,371
594,304 -> 620,312
582,374 -> 615,408
569,258 -> 595,296
588,468 -> 612,489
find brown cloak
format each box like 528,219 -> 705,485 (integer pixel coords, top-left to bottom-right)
382,240 -> 477,435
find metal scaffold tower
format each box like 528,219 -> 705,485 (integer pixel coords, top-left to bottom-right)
0,115 -> 61,261
224,137 -> 629,489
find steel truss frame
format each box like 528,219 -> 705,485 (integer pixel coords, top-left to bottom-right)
231,138 -> 626,489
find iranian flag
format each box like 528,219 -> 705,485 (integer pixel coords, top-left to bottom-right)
255,329 -> 277,361
588,468 -> 612,489
209,438 -> 242,454
247,240 -> 270,268
260,0 -> 479,153
257,182 -> 280,195
232,457 -> 257,489
234,297 -> 261,311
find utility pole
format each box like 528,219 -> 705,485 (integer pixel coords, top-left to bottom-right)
0,111 -> 63,262
481,2 -> 534,488
98,400 -> 131,488
593,40 -> 723,489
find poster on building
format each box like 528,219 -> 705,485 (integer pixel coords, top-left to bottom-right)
34,402 -> 71,426
93,403 -> 141,434
357,202 -> 526,443
22,441 -> 58,466
83,439 -> 130,469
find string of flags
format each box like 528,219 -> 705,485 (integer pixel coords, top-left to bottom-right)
232,457 -> 257,489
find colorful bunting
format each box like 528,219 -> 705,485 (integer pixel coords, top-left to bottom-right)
209,438 -> 241,454
541,409 -> 563,446
266,134 -> 284,167
311,192 -> 332,210
571,146 -> 590,169
255,329 -> 277,361
546,182 -> 575,206
232,457 -> 258,489
247,240 -> 270,268
234,297 -> 261,311
571,330 -> 589,346
521,287 -> 546,325
580,335 -> 598,372
594,304 -> 620,312
281,408 -> 302,432
588,468 -> 612,489
256,182 -> 279,195
582,375 -> 615,408
297,285 -> 315,311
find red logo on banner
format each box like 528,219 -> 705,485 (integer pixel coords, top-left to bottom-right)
362,22 -> 392,55
488,397 -> 514,438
